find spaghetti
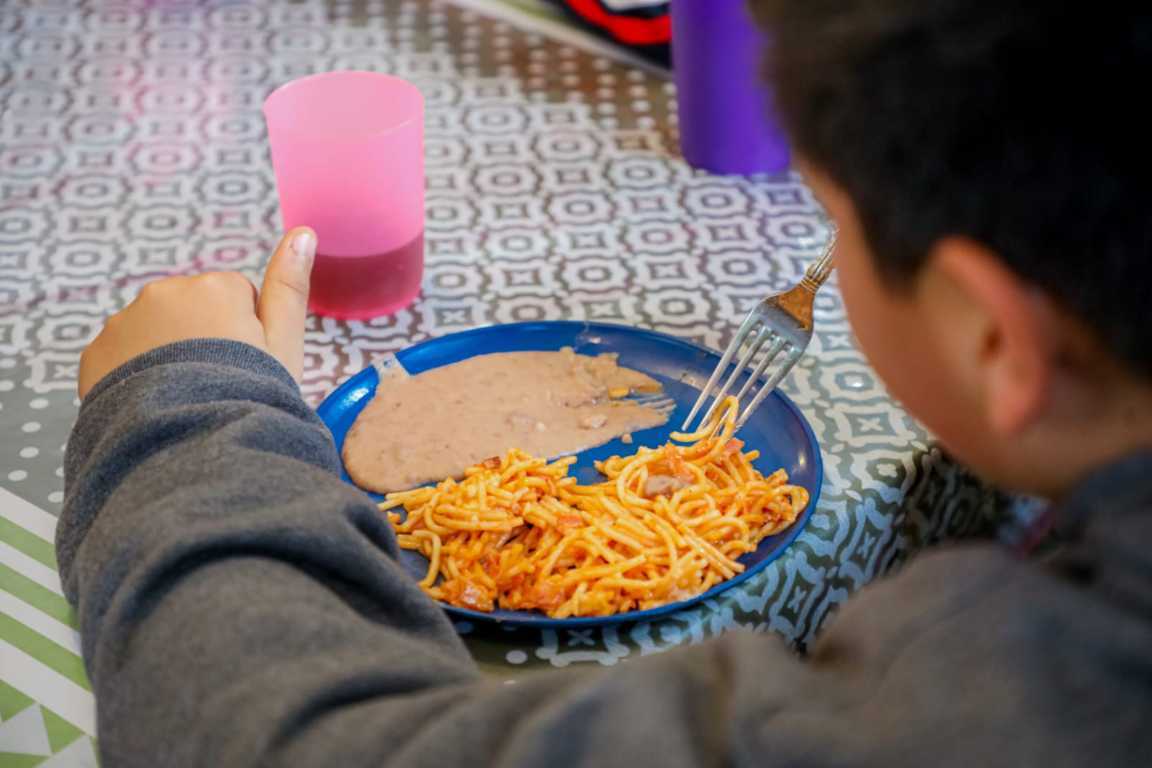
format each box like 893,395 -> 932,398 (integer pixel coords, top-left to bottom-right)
378,396 -> 809,618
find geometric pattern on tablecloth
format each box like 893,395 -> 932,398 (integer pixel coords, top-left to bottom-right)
0,9 -> 1005,764
0,695 -> 95,766
0,488 -> 95,766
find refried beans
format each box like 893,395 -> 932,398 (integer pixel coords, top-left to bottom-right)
343,349 -> 669,493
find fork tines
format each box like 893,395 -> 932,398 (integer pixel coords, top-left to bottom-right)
682,321 -> 801,432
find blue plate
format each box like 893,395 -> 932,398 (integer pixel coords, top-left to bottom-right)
317,321 -> 822,627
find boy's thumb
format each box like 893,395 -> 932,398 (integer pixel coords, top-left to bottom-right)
258,227 -> 316,381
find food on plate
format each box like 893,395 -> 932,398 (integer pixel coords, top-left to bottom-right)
343,349 -> 669,493
378,397 -> 809,618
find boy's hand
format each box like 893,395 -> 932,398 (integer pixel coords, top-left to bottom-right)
78,227 -> 316,399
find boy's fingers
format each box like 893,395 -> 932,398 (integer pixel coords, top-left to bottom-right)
258,227 -> 316,381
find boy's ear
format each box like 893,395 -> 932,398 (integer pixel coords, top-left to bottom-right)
924,237 -> 1057,436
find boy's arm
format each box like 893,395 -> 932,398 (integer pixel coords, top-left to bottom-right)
60,338 -> 787,766
58,231 -> 758,766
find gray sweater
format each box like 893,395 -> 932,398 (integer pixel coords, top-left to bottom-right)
58,340 -> 1152,767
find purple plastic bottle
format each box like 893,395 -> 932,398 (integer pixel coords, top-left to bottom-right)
671,0 -> 790,175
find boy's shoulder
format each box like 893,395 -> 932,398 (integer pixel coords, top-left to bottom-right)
829,451 -> 1152,661
803,467 -> 1152,763
710,533 -> 1140,765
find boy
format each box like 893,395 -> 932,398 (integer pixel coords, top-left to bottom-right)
60,0 -> 1152,765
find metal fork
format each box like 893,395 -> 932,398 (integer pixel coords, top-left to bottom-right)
683,233 -> 837,431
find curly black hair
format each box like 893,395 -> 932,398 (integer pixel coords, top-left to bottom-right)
751,0 -> 1152,373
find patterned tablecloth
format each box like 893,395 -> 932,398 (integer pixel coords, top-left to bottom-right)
0,0 -> 1004,763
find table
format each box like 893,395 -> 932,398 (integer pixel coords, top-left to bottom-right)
0,1 -> 1005,763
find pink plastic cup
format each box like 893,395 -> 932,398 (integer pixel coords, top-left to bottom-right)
263,71 -> 424,320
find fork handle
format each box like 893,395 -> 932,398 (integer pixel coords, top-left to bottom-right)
800,233 -> 837,293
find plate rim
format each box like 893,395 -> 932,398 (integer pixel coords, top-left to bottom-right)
317,320 -> 823,627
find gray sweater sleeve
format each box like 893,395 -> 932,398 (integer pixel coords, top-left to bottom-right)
57,340 -> 1033,768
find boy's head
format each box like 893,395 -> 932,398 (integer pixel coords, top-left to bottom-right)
752,0 -> 1152,497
